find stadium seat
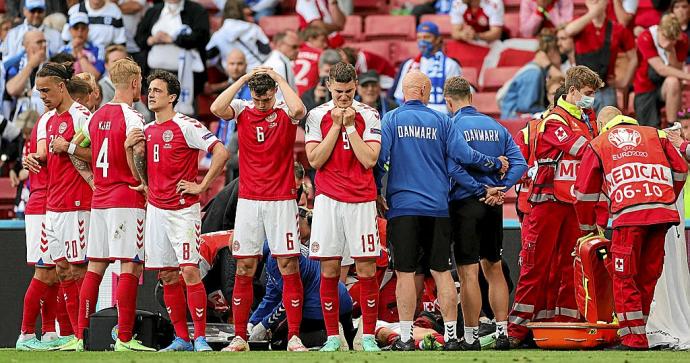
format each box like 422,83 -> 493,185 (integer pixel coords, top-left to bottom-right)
354,0 -> 387,13
499,119 -> 527,137
342,15 -> 363,42
346,40 -> 391,60
462,67 -> 479,89
482,66 -> 521,91
445,40 -> 491,72
196,94 -> 217,123
390,41 -> 418,66
258,15 -> 300,38
504,0 -> 521,11
503,12 -> 520,38
0,178 -> 14,204
280,0 -> 297,13
419,14 -> 453,38
496,48 -> 535,67
364,15 -> 416,41
472,92 -> 501,117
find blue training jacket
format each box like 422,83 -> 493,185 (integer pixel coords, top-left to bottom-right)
449,106 -> 528,201
375,100 -> 503,218
249,242 -> 352,329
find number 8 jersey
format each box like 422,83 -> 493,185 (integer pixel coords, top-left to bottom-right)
84,103 -> 146,209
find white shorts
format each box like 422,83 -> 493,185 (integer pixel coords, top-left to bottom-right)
233,198 -> 300,258
309,195 -> 380,261
25,214 -> 54,267
88,208 -> 146,262
145,203 -> 201,269
45,210 -> 90,264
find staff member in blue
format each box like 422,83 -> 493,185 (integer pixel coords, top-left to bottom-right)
444,76 -> 527,351
375,71 -> 508,351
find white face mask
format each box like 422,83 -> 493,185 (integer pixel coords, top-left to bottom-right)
575,90 -> 595,109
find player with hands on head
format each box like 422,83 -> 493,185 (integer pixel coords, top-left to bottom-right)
210,65 -> 309,352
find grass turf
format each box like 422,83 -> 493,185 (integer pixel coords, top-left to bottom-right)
1,349 -> 689,363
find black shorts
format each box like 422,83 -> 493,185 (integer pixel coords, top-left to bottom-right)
450,198 -> 503,265
387,216 -> 452,273
634,89 -> 663,128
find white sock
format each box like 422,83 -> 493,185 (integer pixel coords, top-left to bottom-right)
444,321 -> 457,341
496,321 -> 508,336
19,333 -> 36,341
400,321 -> 413,342
363,334 -> 374,340
464,326 -> 478,344
42,332 -> 58,341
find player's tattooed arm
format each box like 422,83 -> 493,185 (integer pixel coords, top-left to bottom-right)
126,129 -> 148,184
69,155 -> 95,190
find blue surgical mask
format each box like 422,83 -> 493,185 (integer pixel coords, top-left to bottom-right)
418,40 -> 434,58
575,89 -> 595,109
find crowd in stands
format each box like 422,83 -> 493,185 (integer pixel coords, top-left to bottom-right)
0,0 -> 689,218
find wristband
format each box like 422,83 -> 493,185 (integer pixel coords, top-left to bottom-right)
67,143 -> 77,155
345,125 -> 357,135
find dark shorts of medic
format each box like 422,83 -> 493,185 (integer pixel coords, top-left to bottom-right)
450,197 -> 503,266
388,216 -> 453,273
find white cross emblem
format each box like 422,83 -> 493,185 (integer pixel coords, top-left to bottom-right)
555,126 -> 568,142
615,258 -> 624,272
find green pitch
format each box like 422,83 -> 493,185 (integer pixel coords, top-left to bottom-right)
1,350 -> 689,363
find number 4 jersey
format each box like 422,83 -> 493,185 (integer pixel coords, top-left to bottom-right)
84,103 -> 146,209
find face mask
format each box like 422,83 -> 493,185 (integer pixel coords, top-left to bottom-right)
575,90 -> 595,109
418,40 -> 434,57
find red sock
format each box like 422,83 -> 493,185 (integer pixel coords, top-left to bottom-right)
116,273 -> 139,342
57,287 -> 73,336
187,282 -> 207,339
21,278 -> 49,334
77,271 -> 102,339
433,332 -> 445,345
359,276 -> 379,335
41,283 -> 59,333
282,272 -> 303,339
231,275 -> 254,340
163,282 -> 190,341
60,279 -> 81,338
386,332 -> 400,346
320,275 -> 340,337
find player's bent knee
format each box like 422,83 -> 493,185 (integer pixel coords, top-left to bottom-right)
664,76 -> 681,91
236,258 -> 258,276
355,259 -> 377,278
159,270 -> 180,285
120,261 -> 143,276
276,256 -> 299,275
321,259 -> 341,278
181,266 -> 202,285
34,267 -> 57,284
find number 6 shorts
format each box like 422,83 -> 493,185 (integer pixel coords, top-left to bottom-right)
309,194 -> 380,261
144,203 -> 201,269
45,210 -> 90,264
232,198 -> 301,258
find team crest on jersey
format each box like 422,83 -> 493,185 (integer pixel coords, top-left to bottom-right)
266,112 -> 278,128
478,16 -> 488,27
163,130 -> 174,143
58,122 -> 68,134
232,240 -> 240,252
311,241 -> 320,253
608,128 -> 641,149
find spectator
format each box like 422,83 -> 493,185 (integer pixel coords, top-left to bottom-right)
1,0 -> 63,60
296,0 -> 346,48
206,0 -> 271,73
564,0 -> 637,111
338,46 -> 397,89
519,0 -> 573,38
64,0 -> 128,54
0,16 -> 13,46
262,30 -> 300,99
556,25 -> 574,72
60,12 -> 105,79
355,70 -> 398,116
634,14 -> 690,128
294,25 -> 329,96
116,0 -> 147,63
499,30 -> 563,119
670,0 -> 690,62
391,21 -> 462,113
73,72 -> 101,111
634,0 -> 667,34
136,0 -> 210,113
205,48 -> 252,98
450,0 -> 505,44
8,110 -> 37,220
301,49 -> 342,112
4,30 -> 47,119
607,0 -> 639,27
98,44 -> 150,119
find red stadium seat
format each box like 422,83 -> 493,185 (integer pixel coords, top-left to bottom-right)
258,15 -> 300,38
497,48 -> 535,67
346,40 -> 391,60
504,0 -> 521,11
0,178 -> 14,204
364,15 -> 416,41
342,15 -> 363,42
280,0 -> 297,14
482,66 -> 521,91
499,119 -> 527,138
390,41 -> 419,66
419,14 -> 453,38
462,67 -> 479,89
354,0 -> 387,13
472,92 -> 500,117
196,94 -> 217,123
503,12 -> 520,38
445,40 -> 491,72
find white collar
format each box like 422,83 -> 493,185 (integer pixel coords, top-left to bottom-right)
163,0 -> 185,16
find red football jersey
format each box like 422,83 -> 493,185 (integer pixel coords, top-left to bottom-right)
294,44 -> 322,96
144,113 -> 220,211
305,100 -> 381,203
24,113 -> 50,215
38,102 -> 93,212
84,103 -> 146,209
231,99 -> 299,201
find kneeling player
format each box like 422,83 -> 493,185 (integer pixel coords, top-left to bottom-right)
126,70 -> 228,352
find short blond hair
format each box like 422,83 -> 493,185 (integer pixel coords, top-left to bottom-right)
659,14 -> 682,40
564,65 -> 604,92
444,76 -> 472,100
110,58 -> 141,88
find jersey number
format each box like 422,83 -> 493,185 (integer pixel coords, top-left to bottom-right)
294,59 -> 311,87
361,234 -> 376,253
96,138 -> 109,178
153,144 -> 160,163
256,127 -> 265,143
342,132 -> 351,150
286,233 -> 294,251
182,242 -> 190,260
65,240 -> 78,259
